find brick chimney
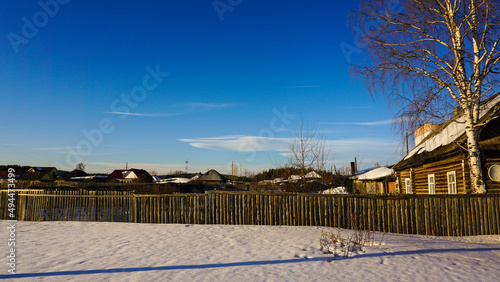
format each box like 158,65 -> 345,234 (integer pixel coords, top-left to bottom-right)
414,123 -> 438,146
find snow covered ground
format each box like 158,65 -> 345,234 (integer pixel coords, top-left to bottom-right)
1,220 -> 500,281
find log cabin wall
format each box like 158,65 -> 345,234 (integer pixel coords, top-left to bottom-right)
396,157 -> 500,194
396,156 -> 471,195
414,159 -> 467,194
354,180 -> 387,194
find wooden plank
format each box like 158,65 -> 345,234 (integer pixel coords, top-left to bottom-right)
496,196 -> 500,235
424,198 -> 430,235
483,197 -> 490,235
458,197 -> 464,236
311,196 -> 316,227
452,197 -> 458,236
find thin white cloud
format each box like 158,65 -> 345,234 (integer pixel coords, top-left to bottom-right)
286,85 -> 321,88
36,147 -> 124,156
179,135 -> 289,152
85,162 -> 181,172
179,135 -> 399,169
104,103 -> 237,118
321,119 -> 395,126
179,135 -> 396,154
37,147 -> 79,151
324,139 -> 395,150
182,102 -> 237,109
0,143 -> 25,146
84,162 -> 236,175
341,106 -> 373,109
105,112 -> 183,117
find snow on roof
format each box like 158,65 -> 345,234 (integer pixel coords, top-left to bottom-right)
322,186 -> 349,194
288,175 -> 302,180
405,94 -> 500,160
164,177 -> 192,184
354,167 -> 394,180
304,171 -> 322,178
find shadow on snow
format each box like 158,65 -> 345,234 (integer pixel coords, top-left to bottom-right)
0,258 -> 323,279
345,247 -> 500,259
2,247 -> 500,279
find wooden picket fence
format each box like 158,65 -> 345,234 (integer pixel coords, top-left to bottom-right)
1,190 -> 499,236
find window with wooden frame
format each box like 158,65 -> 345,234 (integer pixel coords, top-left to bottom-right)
395,178 -> 400,193
405,178 -> 411,194
447,171 -> 457,194
428,174 -> 435,194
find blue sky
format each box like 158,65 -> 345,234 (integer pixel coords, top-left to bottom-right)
1,0 -> 403,174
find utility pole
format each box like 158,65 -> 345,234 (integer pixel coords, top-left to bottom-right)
406,132 -> 409,155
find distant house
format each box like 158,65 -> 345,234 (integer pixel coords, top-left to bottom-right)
192,169 -> 229,186
66,176 -> 94,183
392,94 -> 500,194
0,171 -> 12,179
61,170 -> 89,181
108,169 -> 153,183
18,167 -> 59,182
0,171 -> 14,184
351,166 -> 396,194
287,175 -> 302,183
153,176 -> 192,184
272,178 -> 286,184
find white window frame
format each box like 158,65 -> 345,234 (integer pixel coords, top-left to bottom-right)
447,171 -> 457,194
405,178 -> 411,194
428,174 -> 435,194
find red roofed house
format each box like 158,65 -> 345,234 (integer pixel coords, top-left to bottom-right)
108,169 -> 153,183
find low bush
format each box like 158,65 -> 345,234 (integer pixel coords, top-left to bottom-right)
319,218 -> 383,262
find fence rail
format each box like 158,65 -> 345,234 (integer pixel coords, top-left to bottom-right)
1,190 -> 499,236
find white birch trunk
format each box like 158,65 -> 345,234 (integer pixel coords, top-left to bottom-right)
464,110 -> 487,193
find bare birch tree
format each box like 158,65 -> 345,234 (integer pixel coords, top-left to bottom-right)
352,0 -> 500,193
287,116 -> 331,173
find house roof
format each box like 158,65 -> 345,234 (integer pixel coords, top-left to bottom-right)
108,170 -> 129,179
108,169 -> 153,182
288,175 -> 302,180
351,167 -> 394,180
393,93 -> 500,170
196,169 -> 229,183
304,171 -> 322,179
